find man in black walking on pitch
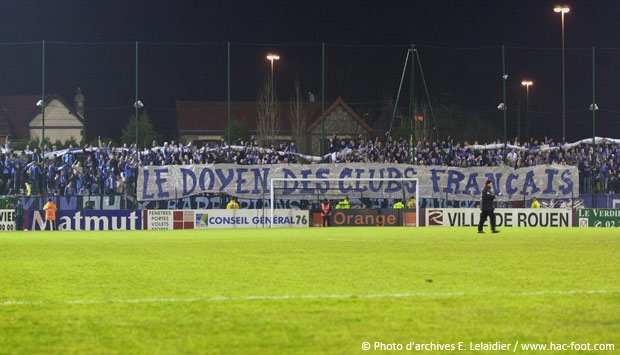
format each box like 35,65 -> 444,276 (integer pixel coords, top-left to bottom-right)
478,179 -> 500,234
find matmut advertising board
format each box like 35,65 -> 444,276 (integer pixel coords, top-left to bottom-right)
144,209 -> 309,229
27,210 -> 142,230
426,208 -> 572,227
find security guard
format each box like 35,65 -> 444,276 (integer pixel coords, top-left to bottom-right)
406,196 -> 416,209
226,198 -> 240,209
335,197 -> 350,209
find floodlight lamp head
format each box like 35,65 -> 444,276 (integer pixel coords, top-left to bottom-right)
497,103 -> 506,111
36,100 -> 43,107
590,103 -> 599,111
502,74 -> 508,80
134,100 -> 144,108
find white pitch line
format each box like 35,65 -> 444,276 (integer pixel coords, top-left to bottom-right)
326,238 -> 372,242
0,290 -> 615,307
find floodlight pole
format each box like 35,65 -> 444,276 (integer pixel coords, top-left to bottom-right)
561,10 -> 567,140
135,41 -> 139,161
321,43 -> 325,159
41,40 -> 45,150
266,53 -> 280,83
227,42 -> 231,144
591,47 -> 597,202
502,45 -> 508,163
409,44 -> 415,163
521,80 -> 533,140
555,5 -> 569,140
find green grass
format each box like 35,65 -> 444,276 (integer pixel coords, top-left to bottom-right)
1,227 -> 619,354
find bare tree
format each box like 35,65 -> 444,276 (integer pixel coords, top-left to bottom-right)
256,80 -> 280,147
289,79 -> 307,153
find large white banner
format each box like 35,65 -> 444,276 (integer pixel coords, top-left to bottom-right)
137,163 -> 578,202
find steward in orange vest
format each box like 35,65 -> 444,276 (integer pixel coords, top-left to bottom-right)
320,199 -> 332,227
43,199 -> 57,231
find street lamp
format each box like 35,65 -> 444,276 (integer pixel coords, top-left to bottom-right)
554,5 -> 569,140
266,53 -> 280,82
521,80 -> 533,140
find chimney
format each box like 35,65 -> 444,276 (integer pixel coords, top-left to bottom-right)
74,87 -> 85,117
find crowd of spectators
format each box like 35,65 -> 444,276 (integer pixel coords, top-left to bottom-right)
1,134 -> 619,197
1,138 -> 138,197
328,135 -> 619,194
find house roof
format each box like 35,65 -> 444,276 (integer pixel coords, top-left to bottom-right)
0,93 -> 86,144
0,95 -> 40,141
177,97 -> 372,135
38,93 -> 86,124
306,96 -> 372,133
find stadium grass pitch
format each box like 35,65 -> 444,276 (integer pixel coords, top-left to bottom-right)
1,227 -> 619,354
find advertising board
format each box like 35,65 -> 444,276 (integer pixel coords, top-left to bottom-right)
193,209 -> 309,229
576,208 -> 620,227
0,209 -> 15,231
27,210 -> 142,231
143,209 -> 310,230
425,208 -> 572,227
311,209 -> 417,227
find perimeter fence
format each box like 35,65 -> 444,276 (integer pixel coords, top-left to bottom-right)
2,42 -> 620,145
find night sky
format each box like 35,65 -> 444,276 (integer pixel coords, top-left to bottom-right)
1,0 -> 620,144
